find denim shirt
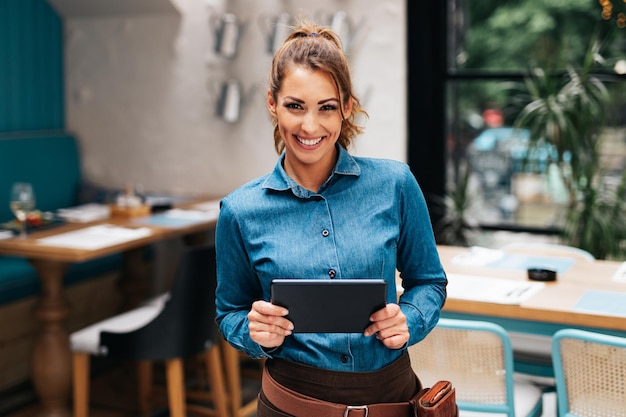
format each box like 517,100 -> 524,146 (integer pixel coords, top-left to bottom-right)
215,145 -> 447,372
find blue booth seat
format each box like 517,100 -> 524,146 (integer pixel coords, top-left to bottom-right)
0,255 -> 122,305
0,133 -> 122,305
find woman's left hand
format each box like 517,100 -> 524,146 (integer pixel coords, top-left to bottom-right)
363,303 -> 409,349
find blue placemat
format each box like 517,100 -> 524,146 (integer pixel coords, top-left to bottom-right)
134,214 -> 205,228
574,290 -> 626,317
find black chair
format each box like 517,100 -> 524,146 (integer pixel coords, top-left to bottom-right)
71,245 -> 229,417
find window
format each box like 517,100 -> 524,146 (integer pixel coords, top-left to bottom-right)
409,1 -> 626,240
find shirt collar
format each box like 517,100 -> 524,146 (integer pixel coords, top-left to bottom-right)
262,145 -> 361,194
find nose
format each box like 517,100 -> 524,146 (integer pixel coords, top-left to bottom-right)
301,110 -> 319,133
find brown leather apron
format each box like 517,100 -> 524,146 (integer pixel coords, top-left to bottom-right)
257,353 -> 421,417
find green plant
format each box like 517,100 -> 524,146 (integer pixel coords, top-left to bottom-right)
430,163 -> 480,247
563,168 -> 626,260
512,37 -> 626,259
514,44 -> 608,199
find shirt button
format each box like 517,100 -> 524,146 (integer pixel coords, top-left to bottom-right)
328,269 -> 336,278
341,355 -> 348,363
322,229 -> 329,237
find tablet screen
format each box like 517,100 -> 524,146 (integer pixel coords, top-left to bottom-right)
270,279 -> 387,333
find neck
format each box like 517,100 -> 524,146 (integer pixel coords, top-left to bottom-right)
283,153 -> 337,193
284,164 -> 327,192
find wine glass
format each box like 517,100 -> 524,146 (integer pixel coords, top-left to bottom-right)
10,182 -> 36,238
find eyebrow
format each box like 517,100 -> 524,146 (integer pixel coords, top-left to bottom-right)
284,96 -> 339,105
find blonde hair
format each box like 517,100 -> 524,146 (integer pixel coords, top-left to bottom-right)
268,20 -> 367,154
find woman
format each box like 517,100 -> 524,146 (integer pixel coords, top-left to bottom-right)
215,20 -> 447,417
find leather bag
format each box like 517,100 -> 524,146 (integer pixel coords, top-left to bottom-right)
415,380 -> 458,417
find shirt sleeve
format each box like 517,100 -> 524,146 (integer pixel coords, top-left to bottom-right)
395,166 -> 448,346
215,198 -> 272,359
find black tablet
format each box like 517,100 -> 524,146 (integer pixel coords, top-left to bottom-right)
270,279 -> 387,333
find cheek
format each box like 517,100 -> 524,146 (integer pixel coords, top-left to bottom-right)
322,117 -> 343,134
277,120 -> 292,141
276,113 -> 296,131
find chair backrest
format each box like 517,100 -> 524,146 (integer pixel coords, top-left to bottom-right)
552,329 -> 626,417
409,318 -> 517,416
100,244 -> 220,360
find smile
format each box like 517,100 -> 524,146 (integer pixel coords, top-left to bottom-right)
296,136 -> 323,146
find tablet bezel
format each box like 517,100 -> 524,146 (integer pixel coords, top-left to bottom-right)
270,278 -> 387,333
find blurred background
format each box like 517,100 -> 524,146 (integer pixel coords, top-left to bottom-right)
2,0 -> 625,257
1,1 -> 626,415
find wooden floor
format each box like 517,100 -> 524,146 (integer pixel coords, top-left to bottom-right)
6,365 -> 148,417
4,360 -> 261,417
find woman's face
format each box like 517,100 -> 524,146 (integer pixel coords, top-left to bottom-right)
268,66 -> 352,182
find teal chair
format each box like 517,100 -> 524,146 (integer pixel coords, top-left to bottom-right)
409,318 -> 543,417
500,242 -> 594,386
552,329 -> 626,417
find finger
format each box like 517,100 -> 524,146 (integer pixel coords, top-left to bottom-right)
253,300 -> 289,316
376,322 -> 408,340
379,333 -> 409,350
248,310 -> 294,332
249,320 -> 293,336
249,330 -> 286,349
365,305 -> 404,336
369,303 -> 400,322
363,323 -> 378,337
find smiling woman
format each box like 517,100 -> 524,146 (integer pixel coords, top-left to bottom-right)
214,19 -> 448,417
267,67 -> 349,191
266,24 -> 366,181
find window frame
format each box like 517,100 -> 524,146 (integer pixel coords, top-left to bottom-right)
406,1 -> 625,237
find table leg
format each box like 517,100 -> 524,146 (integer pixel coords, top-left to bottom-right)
29,259 -> 71,417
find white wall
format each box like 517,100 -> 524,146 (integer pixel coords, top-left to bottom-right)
64,0 -> 406,197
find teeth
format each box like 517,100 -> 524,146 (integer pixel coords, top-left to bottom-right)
297,136 -> 323,146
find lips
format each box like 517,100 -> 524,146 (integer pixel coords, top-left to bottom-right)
296,136 -> 323,146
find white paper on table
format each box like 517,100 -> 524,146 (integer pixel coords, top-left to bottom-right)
446,273 -> 545,305
57,203 -> 111,223
163,208 -> 219,221
612,262 -> 626,283
190,199 -> 221,212
37,224 -> 152,250
450,246 -> 506,266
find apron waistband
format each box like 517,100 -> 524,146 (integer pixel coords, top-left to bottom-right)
261,366 -> 419,417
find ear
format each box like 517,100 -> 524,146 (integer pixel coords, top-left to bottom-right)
267,89 -> 277,117
343,96 -> 353,120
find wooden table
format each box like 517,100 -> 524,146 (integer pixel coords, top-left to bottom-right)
436,245 -> 626,333
0,200 -> 219,417
431,245 -> 626,379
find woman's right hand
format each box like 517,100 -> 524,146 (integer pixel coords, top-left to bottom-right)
248,300 -> 294,348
